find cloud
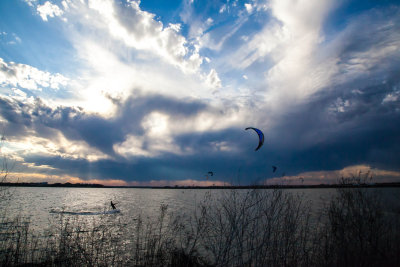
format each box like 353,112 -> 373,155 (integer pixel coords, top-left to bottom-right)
82,0 -> 202,73
244,3 -> 253,14
328,8 -> 400,86
383,90 -> 400,104
225,3 -> 400,123
219,4 -> 226,14
198,14 -> 248,52
205,69 -> 222,89
37,1 -> 64,21
24,1 -> 229,117
2,82 -> 400,183
0,92 -> 222,158
265,165 -> 400,185
0,32 -> 22,45
199,0 -> 340,119
227,21 -> 288,69
25,0 -> 208,96
262,76 -> 400,174
0,92 -> 251,182
0,58 -> 68,92
257,0 -> 336,104
23,0 -> 37,8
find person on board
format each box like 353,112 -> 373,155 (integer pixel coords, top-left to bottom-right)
111,201 -> 117,210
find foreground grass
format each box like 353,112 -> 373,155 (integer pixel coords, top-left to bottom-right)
1,187 -> 399,266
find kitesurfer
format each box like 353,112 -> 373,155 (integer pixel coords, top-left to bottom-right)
111,201 -> 117,210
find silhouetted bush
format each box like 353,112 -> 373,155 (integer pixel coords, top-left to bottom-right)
195,189 -> 312,266
311,187 -> 400,267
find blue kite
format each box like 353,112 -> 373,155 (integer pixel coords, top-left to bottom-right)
245,127 -> 264,151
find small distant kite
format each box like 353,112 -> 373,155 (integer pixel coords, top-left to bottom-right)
208,171 -> 214,176
272,166 -> 277,173
245,127 -> 264,151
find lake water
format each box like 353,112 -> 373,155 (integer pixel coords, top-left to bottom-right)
1,186 -> 400,265
1,187 -> 399,234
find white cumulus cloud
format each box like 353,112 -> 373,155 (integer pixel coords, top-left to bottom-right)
0,58 -> 68,92
37,1 -> 64,21
206,69 -> 222,90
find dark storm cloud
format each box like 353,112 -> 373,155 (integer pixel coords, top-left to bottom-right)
336,8 -> 399,54
3,75 -> 400,183
0,93 -> 208,157
330,7 -> 400,83
117,93 -> 207,134
0,90 -> 253,181
0,97 -> 119,155
0,97 -> 33,136
5,73 -> 400,183
1,90 -> 259,181
264,75 -> 400,176
22,142 -> 248,182
174,127 -> 244,153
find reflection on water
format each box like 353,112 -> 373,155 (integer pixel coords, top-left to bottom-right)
1,187 -> 209,233
1,187 -> 399,234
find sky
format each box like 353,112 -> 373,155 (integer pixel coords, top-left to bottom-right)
0,0 -> 400,186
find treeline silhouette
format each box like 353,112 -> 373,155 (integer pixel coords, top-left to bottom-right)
1,182 -> 399,189
0,182 -> 104,188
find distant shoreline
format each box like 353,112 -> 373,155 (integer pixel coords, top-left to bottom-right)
1,182 -> 399,189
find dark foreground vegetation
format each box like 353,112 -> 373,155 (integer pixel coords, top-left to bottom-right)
1,186 -> 400,266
